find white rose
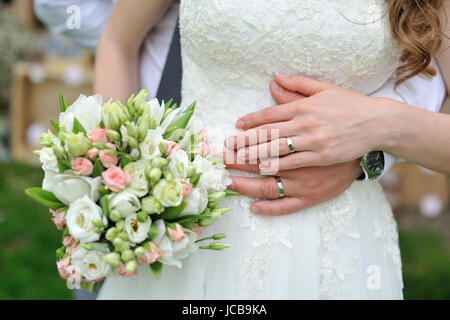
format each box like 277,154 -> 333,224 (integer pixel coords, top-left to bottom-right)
124,213 -> 151,244
152,220 -> 198,268
59,94 -> 102,133
43,173 -> 101,205
66,195 -> 107,243
168,149 -> 190,179
70,243 -> 111,281
108,191 -> 141,218
124,160 -> 149,197
153,179 -> 183,207
139,128 -> 164,161
180,187 -> 208,216
192,155 -> 232,193
39,147 -> 58,174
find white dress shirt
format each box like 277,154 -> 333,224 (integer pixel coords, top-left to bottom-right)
33,0 -> 447,179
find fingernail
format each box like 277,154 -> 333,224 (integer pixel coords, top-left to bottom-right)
227,179 -> 235,191
237,148 -> 248,160
276,72 -> 288,80
236,120 -> 246,129
259,160 -> 271,169
225,136 -> 236,149
251,205 -> 261,214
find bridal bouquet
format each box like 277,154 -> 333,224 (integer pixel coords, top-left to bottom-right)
25,90 -> 234,291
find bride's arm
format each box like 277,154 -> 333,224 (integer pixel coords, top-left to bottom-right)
94,0 -> 172,102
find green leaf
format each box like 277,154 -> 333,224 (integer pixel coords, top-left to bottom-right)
25,187 -> 65,210
92,159 -> 104,177
59,92 -> 68,112
148,223 -> 158,241
164,98 -> 173,112
225,190 -> 239,197
80,282 -> 97,292
190,172 -> 202,186
150,261 -> 163,279
57,159 -> 72,173
178,218 -> 194,230
72,117 -> 86,133
50,119 -> 60,134
61,227 -> 69,240
119,157 -> 130,168
163,102 -> 195,137
159,200 -> 187,220
99,195 -> 110,220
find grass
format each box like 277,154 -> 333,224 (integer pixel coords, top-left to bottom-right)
400,229 -> 450,299
0,162 -> 72,300
0,161 -> 449,299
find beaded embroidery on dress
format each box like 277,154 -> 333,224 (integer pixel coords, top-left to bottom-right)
98,0 -> 404,299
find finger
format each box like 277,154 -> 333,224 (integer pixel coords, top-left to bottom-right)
274,72 -> 336,96
238,136 -> 307,162
225,122 -> 294,150
259,151 -> 324,174
270,80 -> 306,105
234,102 -> 298,130
229,176 -> 294,199
250,197 -> 309,216
222,152 -> 261,173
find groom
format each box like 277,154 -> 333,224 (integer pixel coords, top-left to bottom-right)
34,0 -> 446,296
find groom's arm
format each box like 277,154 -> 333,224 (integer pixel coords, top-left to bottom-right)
362,59 -> 446,180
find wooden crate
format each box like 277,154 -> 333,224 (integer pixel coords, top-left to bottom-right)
10,61 -> 93,164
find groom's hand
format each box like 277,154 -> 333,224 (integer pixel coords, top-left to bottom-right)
223,155 -> 362,215
221,75 -> 363,215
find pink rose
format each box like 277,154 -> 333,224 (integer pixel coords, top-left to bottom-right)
138,242 -> 163,265
99,149 -> 118,168
168,223 -> 185,242
86,148 -> 99,161
192,223 -> 203,239
102,167 -> 130,192
105,143 -> 117,150
71,157 -> 94,176
57,257 -> 72,280
62,236 -> 80,255
194,141 -> 210,156
87,127 -> 108,143
166,141 -> 179,156
198,130 -> 208,139
118,262 -> 138,278
50,208 -> 66,230
181,182 -> 193,198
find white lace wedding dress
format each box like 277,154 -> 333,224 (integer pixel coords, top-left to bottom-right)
98,0 -> 404,299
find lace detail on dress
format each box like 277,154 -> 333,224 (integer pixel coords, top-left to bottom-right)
319,186 -> 361,299
235,197 -> 292,298
180,0 -> 402,95
373,197 -> 404,288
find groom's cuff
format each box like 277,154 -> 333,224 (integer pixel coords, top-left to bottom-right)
360,151 -> 398,181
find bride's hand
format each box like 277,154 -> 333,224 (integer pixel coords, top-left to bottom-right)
225,73 -> 389,173
221,77 -> 366,215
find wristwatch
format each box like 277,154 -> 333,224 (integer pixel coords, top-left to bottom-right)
358,151 -> 385,180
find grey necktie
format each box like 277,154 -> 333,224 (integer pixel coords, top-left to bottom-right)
156,19 -> 181,104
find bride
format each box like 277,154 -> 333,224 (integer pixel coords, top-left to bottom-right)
95,0 -> 446,299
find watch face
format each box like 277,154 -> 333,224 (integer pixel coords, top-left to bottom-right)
365,151 -> 385,179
